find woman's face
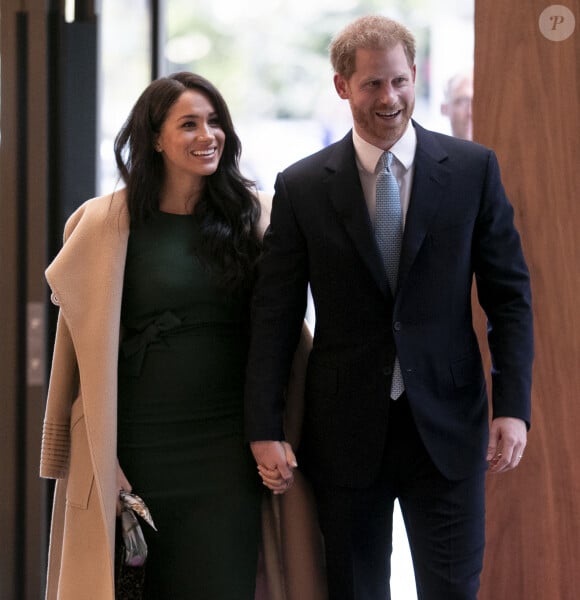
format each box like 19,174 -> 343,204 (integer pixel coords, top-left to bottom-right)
156,89 -> 225,182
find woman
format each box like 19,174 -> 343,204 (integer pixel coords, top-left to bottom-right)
40,72 -> 271,599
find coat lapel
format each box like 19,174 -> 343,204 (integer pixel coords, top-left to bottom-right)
46,191 -> 129,324
326,133 -> 391,297
45,190 -> 129,561
397,124 -> 450,294
46,190 -> 129,366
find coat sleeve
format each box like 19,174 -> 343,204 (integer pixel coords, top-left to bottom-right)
245,173 -> 310,441
473,150 -> 534,425
40,203 -> 89,479
40,309 -> 80,479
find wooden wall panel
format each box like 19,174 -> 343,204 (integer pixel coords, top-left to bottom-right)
474,2 -> 580,599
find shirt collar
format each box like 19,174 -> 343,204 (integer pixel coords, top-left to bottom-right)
353,122 -> 417,174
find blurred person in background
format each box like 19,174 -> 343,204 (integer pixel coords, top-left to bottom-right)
440,69 -> 473,140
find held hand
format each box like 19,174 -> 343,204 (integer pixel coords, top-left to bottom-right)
251,440 -> 297,495
487,417 -> 527,473
282,440 -> 298,470
116,459 -> 133,516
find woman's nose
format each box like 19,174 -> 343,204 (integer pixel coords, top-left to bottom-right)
196,123 -> 213,141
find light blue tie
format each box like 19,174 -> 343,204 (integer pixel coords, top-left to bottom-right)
375,151 -> 405,400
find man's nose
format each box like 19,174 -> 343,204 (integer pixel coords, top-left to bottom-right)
380,84 -> 397,104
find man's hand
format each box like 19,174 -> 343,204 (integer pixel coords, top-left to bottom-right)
487,417 -> 527,473
251,440 -> 298,495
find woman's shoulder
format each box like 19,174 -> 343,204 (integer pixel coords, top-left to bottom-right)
63,189 -> 128,240
255,189 -> 272,240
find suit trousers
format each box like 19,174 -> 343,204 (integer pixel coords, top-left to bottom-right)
311,395 -> 486,600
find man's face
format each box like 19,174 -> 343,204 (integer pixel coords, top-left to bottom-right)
334,44 -> 416,150
441,77 -> 473,140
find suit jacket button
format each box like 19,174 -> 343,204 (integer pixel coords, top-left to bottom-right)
393,321 -> 402,332
382,366 -> 392,376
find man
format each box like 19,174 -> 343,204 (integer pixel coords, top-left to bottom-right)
245,15 -> 533,600
441,70 -> 473,140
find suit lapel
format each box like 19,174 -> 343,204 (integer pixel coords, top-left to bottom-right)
397,124 -> 450,294
326,134 -> 391,297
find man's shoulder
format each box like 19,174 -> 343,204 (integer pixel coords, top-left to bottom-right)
414,121 -> 491,159
282,133 -> 352,178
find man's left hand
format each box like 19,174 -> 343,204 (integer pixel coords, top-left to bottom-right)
486,417 -> 527,473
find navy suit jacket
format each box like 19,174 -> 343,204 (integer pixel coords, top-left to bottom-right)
245,122 -> 533,486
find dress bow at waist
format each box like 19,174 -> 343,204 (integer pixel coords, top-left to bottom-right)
121,311 -> 183,376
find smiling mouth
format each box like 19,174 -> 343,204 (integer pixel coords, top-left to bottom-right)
192,148 -> 217,157
376,109 -> 402,119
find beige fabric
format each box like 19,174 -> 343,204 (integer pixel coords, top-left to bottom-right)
256,189 -> 272,238
259,325 -> 328,600
40,191 -> 129,599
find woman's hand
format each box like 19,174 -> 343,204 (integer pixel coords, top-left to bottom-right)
253,440 -> 297,495
116,459 -> 132,516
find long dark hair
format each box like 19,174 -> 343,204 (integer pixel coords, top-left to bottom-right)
114,72 -> 261,293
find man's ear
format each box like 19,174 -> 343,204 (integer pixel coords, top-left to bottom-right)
334,73 -> 350,99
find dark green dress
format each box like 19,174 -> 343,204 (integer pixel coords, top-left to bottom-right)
117,211 -> 261,599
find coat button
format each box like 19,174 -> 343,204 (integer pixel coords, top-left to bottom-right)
393,321 -> 402,332
382,366 -> 392,376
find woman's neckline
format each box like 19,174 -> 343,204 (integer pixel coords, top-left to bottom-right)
157,209 -> 193,216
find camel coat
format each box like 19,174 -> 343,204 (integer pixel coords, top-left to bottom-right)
40,190 -> 326,599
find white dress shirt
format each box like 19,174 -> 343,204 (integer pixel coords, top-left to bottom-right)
352,123 -> 417,228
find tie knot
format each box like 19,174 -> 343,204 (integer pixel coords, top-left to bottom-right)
380,151 -> 394,172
